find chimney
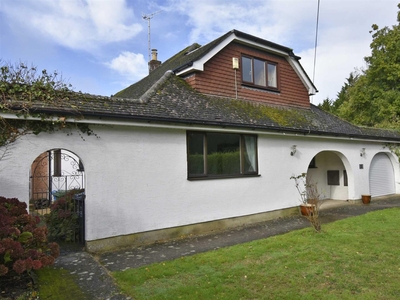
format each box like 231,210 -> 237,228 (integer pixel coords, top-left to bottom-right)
148,49 -> 161,73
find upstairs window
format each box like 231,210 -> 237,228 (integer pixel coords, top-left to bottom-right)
242,56 -> 278,89
187,132 -> 258,179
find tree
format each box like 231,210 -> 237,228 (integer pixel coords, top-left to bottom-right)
318,97 -> 334,113
323,4 -> 400,131
318,72 -> 359,114
332,71 -> 359,113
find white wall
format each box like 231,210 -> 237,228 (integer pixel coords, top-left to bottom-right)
0,123 -> 399,242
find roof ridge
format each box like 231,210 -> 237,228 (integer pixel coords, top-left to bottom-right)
139,70 -> 174,103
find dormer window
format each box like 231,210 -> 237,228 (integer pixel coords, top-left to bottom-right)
241,56 -> 278,89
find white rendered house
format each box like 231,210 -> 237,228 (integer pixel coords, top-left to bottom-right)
1,30 -> 399,252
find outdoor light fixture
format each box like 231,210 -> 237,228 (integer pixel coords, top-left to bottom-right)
360,148 -> 366,157
290,145 -> 297,156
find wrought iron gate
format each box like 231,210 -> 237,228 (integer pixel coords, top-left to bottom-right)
30,149 -> 85,244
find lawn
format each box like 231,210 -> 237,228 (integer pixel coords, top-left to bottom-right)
112,208 -> 400,299
36,267 -> 89,300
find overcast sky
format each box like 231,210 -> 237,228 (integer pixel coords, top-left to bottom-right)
0,0 -> 398,104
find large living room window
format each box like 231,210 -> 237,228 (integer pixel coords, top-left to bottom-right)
242,56 -> 278,89
187,132 -> 258,179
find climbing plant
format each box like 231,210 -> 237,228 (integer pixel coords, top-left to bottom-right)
0,61 -> 97,153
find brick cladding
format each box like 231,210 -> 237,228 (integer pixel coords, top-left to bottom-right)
183,42 -> 310,108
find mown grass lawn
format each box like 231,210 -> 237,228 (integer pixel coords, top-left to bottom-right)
35,267 -> 88,300
113,208 -> 400,299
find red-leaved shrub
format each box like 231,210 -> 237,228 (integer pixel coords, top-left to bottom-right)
45,189 -> 83,242
0,196 -> 59,276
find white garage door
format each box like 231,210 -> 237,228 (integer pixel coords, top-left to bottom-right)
369,153 -> 395,197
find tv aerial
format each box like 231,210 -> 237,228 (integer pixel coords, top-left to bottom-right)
142,10 -> 162,62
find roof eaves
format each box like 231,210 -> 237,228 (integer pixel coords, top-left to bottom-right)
231,29 -> 294,54
176,30 -> 293,77
287,57 -> 318,95
174,29 -> 318,95
175,31 -> 235,76
42,111 -> 400,143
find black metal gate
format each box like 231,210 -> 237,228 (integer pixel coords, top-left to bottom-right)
30,149 -> 85,244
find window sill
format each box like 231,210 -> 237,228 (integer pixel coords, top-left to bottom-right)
242,84 -> 280,94
187,174 -> 261,181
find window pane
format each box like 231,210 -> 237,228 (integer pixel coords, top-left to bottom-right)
242,57 -> 252,83
207,133 -> 240,175
267,64 -> 277,87
254,59 -> 266,86
188,133 -> 205,175
327,170 -> 340,185
243,135 -> 257,173
53,149 -> 62,177
343,170 -> 348,186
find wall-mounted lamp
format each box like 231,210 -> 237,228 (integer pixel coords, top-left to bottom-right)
360,148 -> 366,157
290,145 -> 297,156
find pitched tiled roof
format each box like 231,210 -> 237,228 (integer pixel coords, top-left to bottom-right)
114,29 -> 310,99
114,31 -> 230,99
27,73 -> 400,141
5,30 -> 399,142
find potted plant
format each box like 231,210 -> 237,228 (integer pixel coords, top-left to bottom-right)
361,194 -> 371,204
290,173 -> 322,232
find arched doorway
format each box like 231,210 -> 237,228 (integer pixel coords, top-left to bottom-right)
30,149 -> 85,243
369,153 -> 395,197
307,151 -> 350,200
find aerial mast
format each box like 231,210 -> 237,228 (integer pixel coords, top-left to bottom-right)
142,10 -> 162,63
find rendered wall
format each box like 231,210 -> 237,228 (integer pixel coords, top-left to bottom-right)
0,123 -> 398,245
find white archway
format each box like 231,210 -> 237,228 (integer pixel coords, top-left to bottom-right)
307,151 -> 352,200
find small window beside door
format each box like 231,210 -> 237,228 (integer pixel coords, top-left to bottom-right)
327,170 -> 340,186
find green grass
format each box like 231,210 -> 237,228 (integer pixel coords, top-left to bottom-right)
36,267 -> 88,300
113,208 -> 400,299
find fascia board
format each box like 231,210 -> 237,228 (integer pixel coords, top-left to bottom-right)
176,33 -> 316,95
177,33 -> 289,76
176,34 -> 237,76
234,36 -> 289,57
287,57 -> 317,95
2,112 -> 399,144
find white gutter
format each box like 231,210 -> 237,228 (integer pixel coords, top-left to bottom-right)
1,113 -> 399,144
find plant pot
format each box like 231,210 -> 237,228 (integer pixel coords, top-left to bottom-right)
300,204 -> 315,216
361,194 -> 371,205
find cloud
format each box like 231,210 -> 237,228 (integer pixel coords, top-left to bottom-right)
297,0 -> 398,104
0,0 -> 143,51
106,52 -> 148,82
164,0 -> 316,46
162,0 -> 398,105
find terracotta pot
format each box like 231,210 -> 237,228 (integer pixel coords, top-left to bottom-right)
361,195 -> 371,205
300,204 -> 315,216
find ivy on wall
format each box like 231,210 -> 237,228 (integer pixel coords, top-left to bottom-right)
0,61 -> 97,151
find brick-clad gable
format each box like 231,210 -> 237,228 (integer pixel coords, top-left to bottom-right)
183,42 -> 310,108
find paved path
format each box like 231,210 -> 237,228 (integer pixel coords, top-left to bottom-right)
53,195 -> 400,299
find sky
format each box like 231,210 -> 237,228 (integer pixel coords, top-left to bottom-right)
0,0 -> 398,105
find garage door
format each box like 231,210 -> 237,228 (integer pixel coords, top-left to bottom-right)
369,153 -> 395,197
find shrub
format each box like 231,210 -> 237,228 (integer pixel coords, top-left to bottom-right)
45,189 -> 83,242
0,196 -> 59,277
